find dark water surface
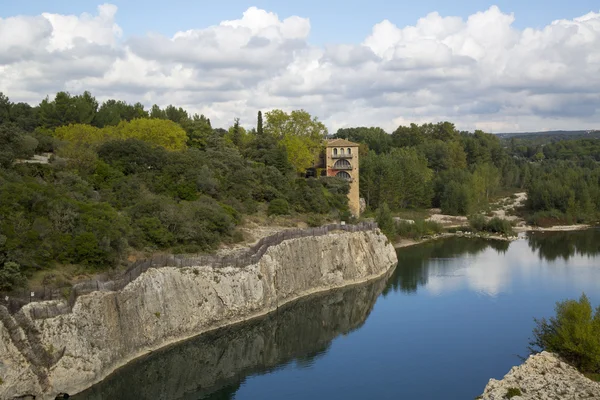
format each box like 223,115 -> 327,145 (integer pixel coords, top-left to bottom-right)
75,229 -> 600,400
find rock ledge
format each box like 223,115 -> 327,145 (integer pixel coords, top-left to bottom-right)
480,351 -> 600,400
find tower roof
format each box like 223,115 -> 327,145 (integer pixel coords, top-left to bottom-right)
326,138 -> 359,147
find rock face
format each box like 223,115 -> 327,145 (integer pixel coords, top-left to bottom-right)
73,271 -> 391,399
0,229 -> 397,400
480,351 -> 600,400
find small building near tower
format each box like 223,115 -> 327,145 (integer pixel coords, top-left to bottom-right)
325,139 -> 360,216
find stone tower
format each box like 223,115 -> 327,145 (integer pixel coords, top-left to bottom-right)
325,139 -> 360,217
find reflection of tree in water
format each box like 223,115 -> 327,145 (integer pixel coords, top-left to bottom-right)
527,229 -> 600,262
383,237 -> 508,295
73,273 -> 389,400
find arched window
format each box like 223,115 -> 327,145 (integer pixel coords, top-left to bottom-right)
336,171 -> 352,180
347,148 -> 352,155
333,159 -> 351,170
340,148 -> 345,155
333,148 -> 338,156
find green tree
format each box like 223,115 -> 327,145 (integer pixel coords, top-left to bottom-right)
530,293 -> 600,373
375,203 -> 395,238
257,111 -> 264,136
264,109 -> 326,174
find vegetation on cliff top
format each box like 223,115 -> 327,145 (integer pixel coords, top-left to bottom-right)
1,89 -> 599,291
0,91 -> 349,291
529,293 -> 600,378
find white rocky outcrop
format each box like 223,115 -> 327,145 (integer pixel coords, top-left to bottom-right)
480,351 -> 600,400
0,229 -> 397,400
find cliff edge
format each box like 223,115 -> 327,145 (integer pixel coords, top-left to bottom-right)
480,351 -> 600,399
0,228 -> 397,399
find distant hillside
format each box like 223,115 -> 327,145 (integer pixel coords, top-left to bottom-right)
497,130 -> 600,140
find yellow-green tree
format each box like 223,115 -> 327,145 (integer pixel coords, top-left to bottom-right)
116,119 -> 187,150
53,119 -> 187,151
54,124 -> 108,145
264,109 -> 327,174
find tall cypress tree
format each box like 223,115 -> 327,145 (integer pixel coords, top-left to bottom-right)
257,111 -> 263,136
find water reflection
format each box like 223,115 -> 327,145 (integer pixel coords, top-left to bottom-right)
384,237 -> 504,295
385,229 -> 600,297
527,228 -> 600,261
73,270 -> 391,400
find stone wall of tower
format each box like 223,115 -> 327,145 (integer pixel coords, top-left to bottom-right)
325,145 -> 360,217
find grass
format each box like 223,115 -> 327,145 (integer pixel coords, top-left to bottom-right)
585,373 -> 600,382
393,208 -> 431,221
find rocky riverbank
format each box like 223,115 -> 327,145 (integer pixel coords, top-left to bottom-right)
479,352 -> 600,400
0,229 -> 397,400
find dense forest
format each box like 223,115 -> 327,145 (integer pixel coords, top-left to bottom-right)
1,90 -> 599,291
336,124 -> 600,226
0,91 -> 349,291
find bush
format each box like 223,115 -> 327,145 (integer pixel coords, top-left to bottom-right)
468,216 -> 515,237
506,388 -> 522,398
306,214 -> 324,227
529,293 -> 600,374
375,203 -> 395,238
268,198 -> 290,216
0,262 -> 27,291
395,219 -> 443,240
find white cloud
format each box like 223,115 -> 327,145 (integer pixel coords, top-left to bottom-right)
0,4 -> 599,132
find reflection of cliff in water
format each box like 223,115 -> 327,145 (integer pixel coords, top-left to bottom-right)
384,237 -> 509,295
73,271 -> 392,400
527,229 -> 600,262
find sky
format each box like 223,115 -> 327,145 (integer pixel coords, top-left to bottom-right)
1,1 -> 599,132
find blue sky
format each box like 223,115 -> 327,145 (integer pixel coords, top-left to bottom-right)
2,0 -> 599,44
1,1 -> 599,132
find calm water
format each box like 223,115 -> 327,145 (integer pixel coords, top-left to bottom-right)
75,229 -> 600,400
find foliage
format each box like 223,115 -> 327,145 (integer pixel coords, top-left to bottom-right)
0,262 -> 27,291
264,109 -> 327,174
469,215 -> 515,237
361,148 -> 433,211
529,293 -> 600,374
375,203 -> 395,238
395,220 -> 443,240
268,199 -> 290,216
53,119 -> 187,150
505,388 -> 522,398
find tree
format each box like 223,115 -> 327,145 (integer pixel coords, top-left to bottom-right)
472,163 -> 500,205
54,119 -> 188,150
376,203 -> 395,237
230,118 -> 243,148
116,119 -> 187,151
530,293 -> 600,373
0,92 -> 11,124
264,109 -> 327,174
257,111 -> 264,136
336,127 -> 392,154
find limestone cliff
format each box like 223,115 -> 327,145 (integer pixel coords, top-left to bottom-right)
73,271 -> 390,399
0,229 -> 396,399
480,351 -> 600,400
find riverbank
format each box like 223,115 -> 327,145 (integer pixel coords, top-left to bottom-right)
0,228 -> 397,400
394,224 -> 593,249
479,351 -> 600,399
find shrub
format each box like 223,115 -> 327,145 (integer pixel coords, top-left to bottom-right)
395,219 -> 443,240
306,214 -> 324,227
529,293 -> 600,374
0,262 -> 27,291
268,198 -> 290,216
506,388 -> 522,398
375,203 -> 395,238
468,214 -> 486,232
468,216 -> 515,237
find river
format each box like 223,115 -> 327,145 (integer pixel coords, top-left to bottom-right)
74,229 -> 600,400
